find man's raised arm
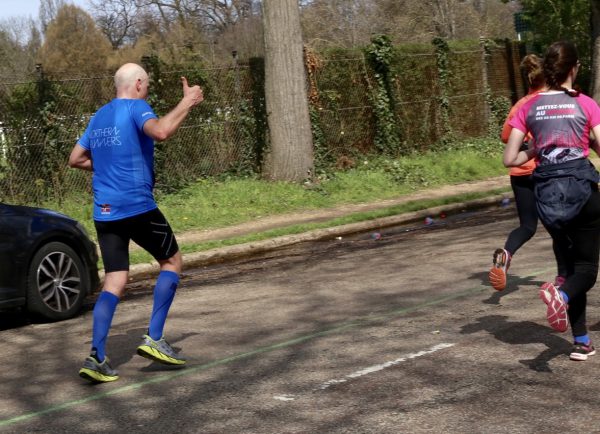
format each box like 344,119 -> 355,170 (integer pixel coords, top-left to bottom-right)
143,77 -> 204,142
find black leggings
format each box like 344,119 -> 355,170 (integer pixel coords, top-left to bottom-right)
546,189 -> 600,337
505,175 -> 571,277
504,175 -> 538,255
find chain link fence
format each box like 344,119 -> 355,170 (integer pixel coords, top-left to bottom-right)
0,63 -> 261,206
0,40 -> 525,206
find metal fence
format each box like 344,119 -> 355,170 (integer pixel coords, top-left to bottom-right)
0,41 -> 525,206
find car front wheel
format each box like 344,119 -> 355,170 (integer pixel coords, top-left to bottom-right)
26,241 -> 90,321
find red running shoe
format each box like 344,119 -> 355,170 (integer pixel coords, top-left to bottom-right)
539,282 -> 569,332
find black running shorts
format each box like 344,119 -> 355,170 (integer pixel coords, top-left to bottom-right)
94,208 -> 179,272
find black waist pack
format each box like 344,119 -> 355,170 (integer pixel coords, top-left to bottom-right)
533,158 -> 599,229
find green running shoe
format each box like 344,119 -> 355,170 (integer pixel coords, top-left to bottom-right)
136,334 -> 186,365
79,356 -> 119,383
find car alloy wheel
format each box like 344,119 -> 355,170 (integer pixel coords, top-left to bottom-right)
27,242 -> 90,320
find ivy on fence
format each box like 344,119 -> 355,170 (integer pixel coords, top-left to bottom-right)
304,47 -> 330,169
432,37 -> 453,143
0,36 -> 527,206
365,35 -> 402,155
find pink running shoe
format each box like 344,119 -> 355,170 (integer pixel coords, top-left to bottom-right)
554,276 -> 566,287
539,282 -> 569,332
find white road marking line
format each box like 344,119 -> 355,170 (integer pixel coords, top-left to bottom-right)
273,343 -> 455,401
317,343 -> 455,391
273,395 -> 297,401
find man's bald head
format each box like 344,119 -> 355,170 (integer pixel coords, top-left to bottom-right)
114,63 -> 149,98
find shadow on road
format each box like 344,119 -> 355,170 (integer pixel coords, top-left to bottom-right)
467,270 -> 545,305
460,315 -> 571,373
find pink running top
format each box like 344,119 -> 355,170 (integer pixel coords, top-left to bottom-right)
509,91 -> 600,166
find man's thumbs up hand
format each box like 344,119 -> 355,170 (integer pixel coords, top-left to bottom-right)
181,76 -> 203,106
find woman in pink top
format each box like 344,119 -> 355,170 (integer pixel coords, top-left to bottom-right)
504,41 -> 600,361
489,55 -> 570,292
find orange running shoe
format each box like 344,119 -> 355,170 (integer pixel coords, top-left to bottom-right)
489,248 -> 510,291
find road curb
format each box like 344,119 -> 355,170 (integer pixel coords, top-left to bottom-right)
124,192 -> 512,282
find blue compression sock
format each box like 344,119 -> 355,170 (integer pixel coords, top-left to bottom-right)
91,291 -> 120,361
574,334 -> 590,345
148,270 -> 180,341
559,290 -> 569,303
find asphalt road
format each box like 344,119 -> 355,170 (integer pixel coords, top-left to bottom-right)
1,205 -> 598,433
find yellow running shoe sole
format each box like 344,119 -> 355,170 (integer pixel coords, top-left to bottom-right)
136,345 -> 186,365
78,368 -> 119,383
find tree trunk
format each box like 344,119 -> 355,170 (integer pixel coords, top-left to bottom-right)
261,0 -> 314,181
591,0 -> 600,101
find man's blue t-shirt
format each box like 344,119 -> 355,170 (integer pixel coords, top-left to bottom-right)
78,99 -> 159,221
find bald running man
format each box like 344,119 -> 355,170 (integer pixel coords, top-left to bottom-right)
70,63 -> 203,382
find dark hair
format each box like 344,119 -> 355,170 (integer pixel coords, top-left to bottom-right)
543,41 -> 579,96
520,54 -> 544,90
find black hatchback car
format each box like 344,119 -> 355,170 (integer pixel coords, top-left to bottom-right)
0,203 -> 99,321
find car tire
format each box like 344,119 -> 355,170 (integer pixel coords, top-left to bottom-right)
26,241 -> 90,321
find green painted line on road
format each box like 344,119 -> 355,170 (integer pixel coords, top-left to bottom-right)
0,269 -> 554,428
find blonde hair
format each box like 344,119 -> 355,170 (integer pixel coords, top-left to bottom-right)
520,54 -> 544,90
